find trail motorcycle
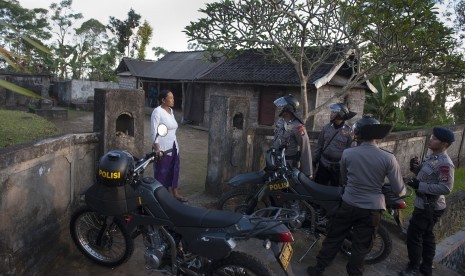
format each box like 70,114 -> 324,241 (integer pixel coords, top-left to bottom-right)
70,125 -> 298,276
217,147 -> 412,264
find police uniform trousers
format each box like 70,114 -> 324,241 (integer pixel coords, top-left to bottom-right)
315,201 -> 382,276
406,207 -> 444,276
314,161 -> 340,187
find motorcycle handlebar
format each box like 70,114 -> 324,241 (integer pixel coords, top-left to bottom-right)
134,149 -> 174,175
400,185 -> 415,199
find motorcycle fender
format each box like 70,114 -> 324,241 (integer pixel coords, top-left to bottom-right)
228,171 -> 265,187
187,232 -> 235,259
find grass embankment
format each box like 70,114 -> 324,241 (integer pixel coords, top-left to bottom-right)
0,109 -> 60,148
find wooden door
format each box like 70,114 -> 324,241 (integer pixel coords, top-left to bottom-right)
258,87 -> 284,126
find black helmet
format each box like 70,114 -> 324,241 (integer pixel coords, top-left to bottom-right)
274,94 -> 304,124
96,150 -> 134,186
329,103 -> 357,121
353,115 -> 393,140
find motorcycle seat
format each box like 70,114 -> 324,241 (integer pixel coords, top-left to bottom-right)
298,173 -> 343,201
155,187 -> 243,228
228,171 -> 265,187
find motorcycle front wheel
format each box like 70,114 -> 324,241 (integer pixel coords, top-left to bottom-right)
209,251 -> 275,276
217,188 -> 269,214
70,207 -> 134,267
339,224 -> 392,265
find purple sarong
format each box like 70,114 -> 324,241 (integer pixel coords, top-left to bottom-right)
153,142 -> 180,189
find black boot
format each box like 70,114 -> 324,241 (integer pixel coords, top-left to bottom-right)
399,265 -> 420,276
307,265 -> 325,276
419,266 -> 432,276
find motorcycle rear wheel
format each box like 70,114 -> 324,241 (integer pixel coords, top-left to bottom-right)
339,224 -> 392,265
70,207 -> 134,267
209,251 -> 275,276
217,188 -> 269,214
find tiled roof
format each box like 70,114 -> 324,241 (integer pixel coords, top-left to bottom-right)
116,52 -> 223,80
115,49 -> 355,87
197,50 -> 337,85
115,57 -> 157,76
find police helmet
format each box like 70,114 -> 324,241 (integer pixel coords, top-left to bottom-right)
274,94 -> 304,124
329,103 -> 357,121
96,150 -> 134,186
353,115 -> 393,140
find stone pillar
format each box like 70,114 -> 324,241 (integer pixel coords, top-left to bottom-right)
206,95 -> 249,195
93,88 -> 145,157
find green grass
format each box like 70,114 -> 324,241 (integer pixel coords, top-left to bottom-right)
0,109 -> 60,148
454,167 -> 465,192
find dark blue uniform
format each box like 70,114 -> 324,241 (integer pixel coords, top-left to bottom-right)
313,122 -> 353,186
405,152 -> 454,276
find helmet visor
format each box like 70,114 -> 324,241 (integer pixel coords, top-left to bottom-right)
329,103 -> 342,113
274,97 -> 288,107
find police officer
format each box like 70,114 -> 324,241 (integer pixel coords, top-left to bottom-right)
307,115 -> 405,276
272,94 -> 312,178
313,103 -> 357,186
399,127 -> 455,276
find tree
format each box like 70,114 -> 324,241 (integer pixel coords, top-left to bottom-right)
73,18 -> 114,79
136,20 -> 153,60
364,74 -> 409,124
152,46 -> 169,59
185,0 -> 349,120
450,98 -> 465,123
403,90 -> 435,125
107,9 -> 141,57
48,0 -> 83,79
0,0 -> 52,98
87,38 -> 119,81
0,0 -> 52,73
185,0 -> 461,122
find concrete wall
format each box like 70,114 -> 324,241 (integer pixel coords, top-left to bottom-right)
0,74 -> 51,107
244,125 -> 465,178
201,83 -> 365,131
206,96 -> 250,195
203,83 -> 264,128
118,76 -> 138,89
313,85 -> 366,130
93,88 -> 145,158
0,133 -> 99,276
52,80 -> 119,105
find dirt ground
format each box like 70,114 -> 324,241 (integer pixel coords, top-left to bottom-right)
49,108 -> 213,205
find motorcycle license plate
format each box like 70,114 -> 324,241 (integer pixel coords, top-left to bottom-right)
279,242 -> 293,270
268,181 -> 289,191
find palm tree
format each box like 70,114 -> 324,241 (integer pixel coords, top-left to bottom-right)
364,74 -> 410,124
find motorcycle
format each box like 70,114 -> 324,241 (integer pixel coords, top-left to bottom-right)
217,146 -> 412,264
70,124 -> 299,276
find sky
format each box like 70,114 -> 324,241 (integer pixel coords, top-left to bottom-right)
18,0 -> 214,60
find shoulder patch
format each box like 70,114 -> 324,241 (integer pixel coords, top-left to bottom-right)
439,165 -> 450,182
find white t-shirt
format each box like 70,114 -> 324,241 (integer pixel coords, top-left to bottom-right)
150,106 -> 179,152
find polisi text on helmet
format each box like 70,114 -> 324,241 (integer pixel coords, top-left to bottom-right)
98,169 -> 121,180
